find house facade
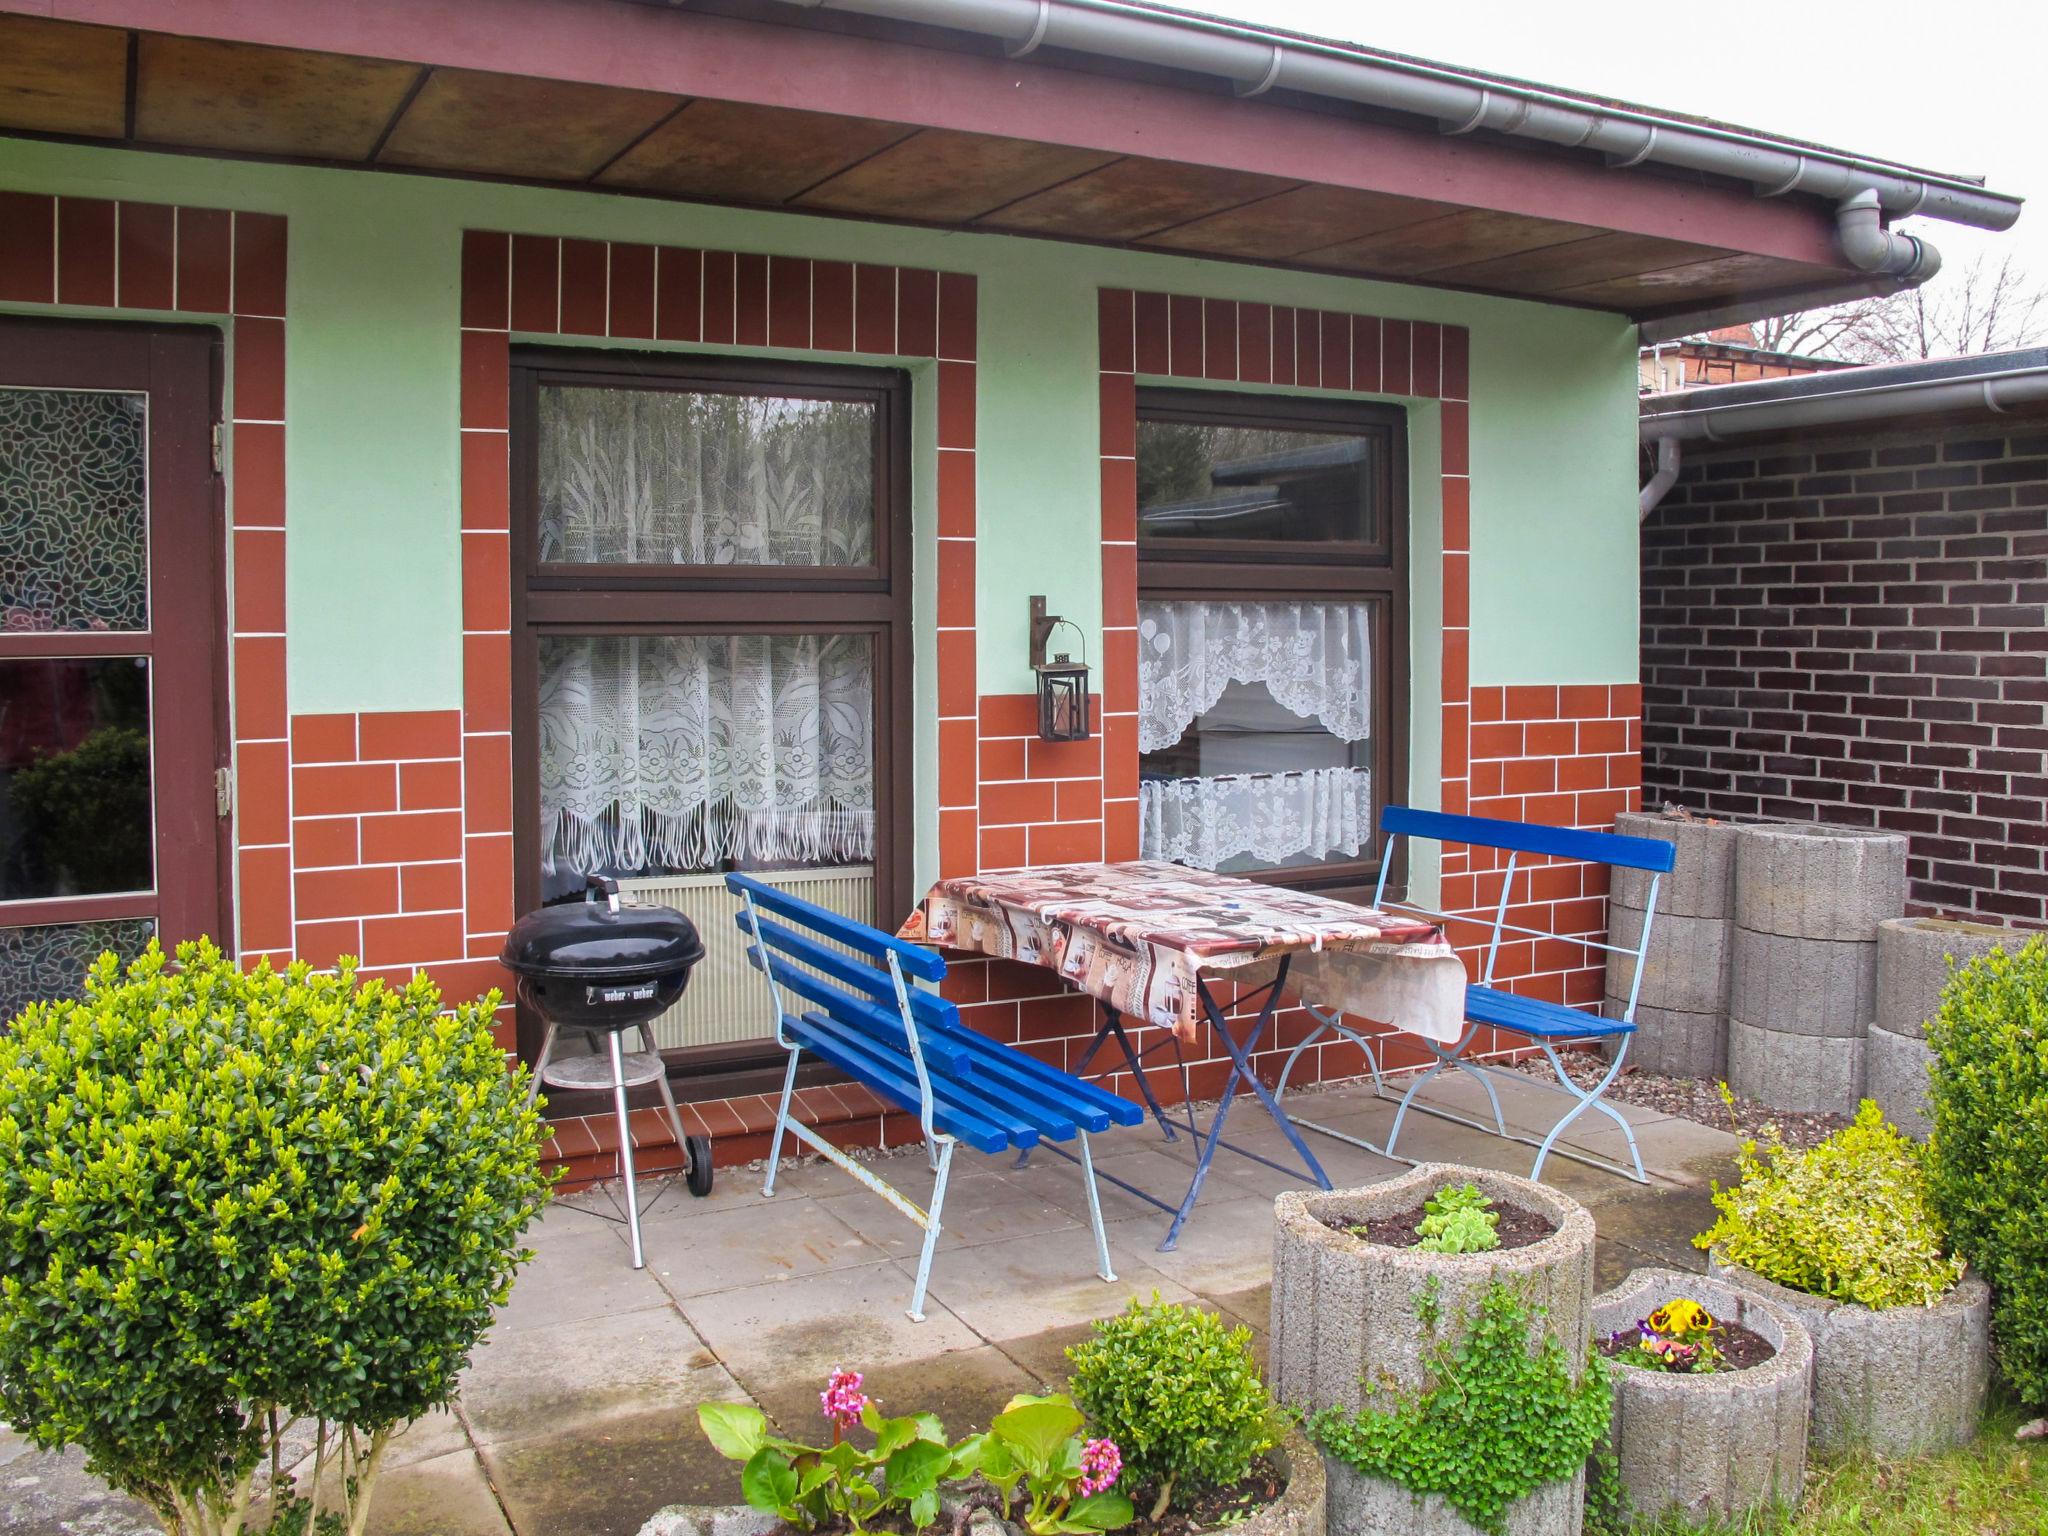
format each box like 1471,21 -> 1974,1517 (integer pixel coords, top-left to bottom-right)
0,0 -> 2020,1180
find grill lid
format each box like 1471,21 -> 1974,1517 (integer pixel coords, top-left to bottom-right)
501,875 -> 705,981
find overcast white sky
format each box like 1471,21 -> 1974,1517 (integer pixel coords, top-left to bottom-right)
1193,0 -> 2048,275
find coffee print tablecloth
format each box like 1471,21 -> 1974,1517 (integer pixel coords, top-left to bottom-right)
900,860 -> 1468,1044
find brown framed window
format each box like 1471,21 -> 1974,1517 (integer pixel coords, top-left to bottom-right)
1135,386 -> 1407,895
510,349 -> 912,1086
0,318 -> 231,1018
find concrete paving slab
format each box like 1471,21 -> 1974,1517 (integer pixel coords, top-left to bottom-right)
1106,1193 -> 1277,1297
906,1227 -> 1198,1342
379,1406 -> 476,1471
678,1259 -> 980,1386
367,1449 -> 513,1536
0,1442 -> 160,1536
637,1192 -> 886,1300
460,1304 -> 737,1451
813,1168 -> 1081,1258
489,1215 -> 675,1335
482,1407 -> 733,1536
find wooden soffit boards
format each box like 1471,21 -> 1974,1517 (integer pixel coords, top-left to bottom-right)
133,34 -> 420,160
376,68 -> 681,181
0,14 -> 127,139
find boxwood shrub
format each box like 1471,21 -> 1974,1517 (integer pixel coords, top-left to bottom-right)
1693,1099 -> 1962,1309
0,941 -> 552,1536
1925,937 -> 2048,1407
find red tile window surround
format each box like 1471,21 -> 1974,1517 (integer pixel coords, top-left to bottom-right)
460,231 -> 977,1179
0,191 -> 293,968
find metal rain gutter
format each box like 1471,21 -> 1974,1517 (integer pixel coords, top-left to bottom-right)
775,0 -> 2022,235
1640,362 -> 2048,444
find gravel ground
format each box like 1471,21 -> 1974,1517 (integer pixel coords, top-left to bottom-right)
1513,1052 -> 1849,1150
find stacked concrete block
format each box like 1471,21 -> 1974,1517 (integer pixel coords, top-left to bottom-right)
1591,1267 -> 1811,1527
1603,813 -> 1740,1078
1272,1163 -> 1595,1536
1726,825 -> 1906,1116
1869,916 -> 2025,1138
1708,1255 -> 1991,1456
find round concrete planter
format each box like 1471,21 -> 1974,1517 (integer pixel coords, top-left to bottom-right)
1865,1021 -> 1937,1139
639,1431 -> 1325,1536
1324,1461 -> 1582,1536
1606,904 -> 1730,1018
1707,1253 -> 1990,1456
1603,998 -> 1726,1080
1876,915 -> 2027,1041
1731,824 -> 1907,943
1610,812 -> 1741,920
1591,1267 -> 1811,1526
1271,1163 -> 1597,1418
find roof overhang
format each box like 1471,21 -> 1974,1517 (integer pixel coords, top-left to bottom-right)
0,0 -> 2021,321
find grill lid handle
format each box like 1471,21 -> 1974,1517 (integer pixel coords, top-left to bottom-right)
586,873 -> 622,915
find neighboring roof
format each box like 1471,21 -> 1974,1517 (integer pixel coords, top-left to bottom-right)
1640,348 -> 2048,440
1646,340 -> 1859,371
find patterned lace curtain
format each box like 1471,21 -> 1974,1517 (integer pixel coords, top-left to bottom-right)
1136,600 -> 1372,753
1137,599 -> 1373,870
1140,766 -> 1373,870
538,385 -> 874,568
539,633 -> 874,878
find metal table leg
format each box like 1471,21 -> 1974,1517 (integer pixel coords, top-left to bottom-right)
1159,955 -> 1332,1251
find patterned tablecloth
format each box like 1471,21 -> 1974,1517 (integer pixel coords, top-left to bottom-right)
899,860 -> 1469,1044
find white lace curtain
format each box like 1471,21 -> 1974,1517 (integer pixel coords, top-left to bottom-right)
538,385 -> 874,567
1137,598 -> 1374,870
1136,600 -> 1372,753
538,633 -> 875,878
1140,766 -> 1374,870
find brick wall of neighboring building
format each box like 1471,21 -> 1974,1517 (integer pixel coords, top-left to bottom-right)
1640,419 -> 2048,923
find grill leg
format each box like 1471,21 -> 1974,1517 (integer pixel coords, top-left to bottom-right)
608,1030 -> 645,1270
523,1020 -> 558,1111
639,1023 -> 691,1160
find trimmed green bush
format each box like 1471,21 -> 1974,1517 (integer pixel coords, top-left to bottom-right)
0,941 -> 552,1536
1065,1296 -> 1277,1516
1925,937 -> 2048,1407
1694,1099 -> 1962,1309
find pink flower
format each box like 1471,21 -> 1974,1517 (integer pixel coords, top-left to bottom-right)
1078,1438 -> 1122,1496
820,1367 -> 869,1429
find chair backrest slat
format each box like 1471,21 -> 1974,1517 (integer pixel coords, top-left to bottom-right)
726,872 -> 947,980
736,909 -> 963,1036
1382,804 -> 1675,872
738,938 -> 974,1077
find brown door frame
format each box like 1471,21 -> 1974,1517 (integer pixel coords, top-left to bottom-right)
506,346 -> 916,1085
0,316 -> 232,949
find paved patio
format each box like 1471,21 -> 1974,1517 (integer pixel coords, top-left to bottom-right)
2,1071 -> 1739,1536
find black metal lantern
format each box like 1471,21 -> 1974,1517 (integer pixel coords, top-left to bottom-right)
1029,596 -> 1092,742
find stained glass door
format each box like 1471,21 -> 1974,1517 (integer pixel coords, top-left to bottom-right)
0,321 -> 226,1020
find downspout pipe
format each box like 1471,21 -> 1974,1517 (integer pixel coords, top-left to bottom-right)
1835,188 -> 1941,281
1639,437 -> 1681,521
771,0 -> 2022,233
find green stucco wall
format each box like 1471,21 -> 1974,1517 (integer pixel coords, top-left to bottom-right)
1,137 -> 1639,896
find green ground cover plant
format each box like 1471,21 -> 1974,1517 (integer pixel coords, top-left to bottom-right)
1694,1097 -> 1962,1308
1065,1296 -> 1279,1518
0,942 -> 552,1536
1924,937 -> 2048,1407
1415,1180 -> 1501,1255
1311,1278 -> 1610,1536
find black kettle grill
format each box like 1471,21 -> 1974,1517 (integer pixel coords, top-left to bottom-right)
503,874 -> 714,1263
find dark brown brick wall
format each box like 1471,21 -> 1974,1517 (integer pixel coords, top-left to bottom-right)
1640,420 -> 2048,922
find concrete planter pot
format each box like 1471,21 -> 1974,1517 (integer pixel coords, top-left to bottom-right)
1590,1267 -> 1811,1526
1865,1021 -> 1937,1139
1274,1165 -> 1595,1536
638,1429 -> 1326,1536
1870,917 -> 2030,1137
1270,1163 -> 1597,1418
1707,1253 -> 1991,1456
1323,1461 -> 1582,1536
1604,812 -> 1741,1079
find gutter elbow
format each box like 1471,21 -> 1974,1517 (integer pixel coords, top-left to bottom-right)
1837,187 -> 1942,283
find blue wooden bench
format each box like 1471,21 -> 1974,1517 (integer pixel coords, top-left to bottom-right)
726,872 -> 1146,1321
1275,804 -> 1675,1184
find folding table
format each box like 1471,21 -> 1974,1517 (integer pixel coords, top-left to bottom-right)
901,861 -> 1466,1249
